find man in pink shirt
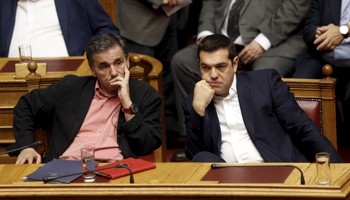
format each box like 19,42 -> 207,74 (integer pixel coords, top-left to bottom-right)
7,33 -> 162,164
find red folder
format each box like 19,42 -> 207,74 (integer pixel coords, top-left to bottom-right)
201,166 -> 294,183
95,158 -> 156,179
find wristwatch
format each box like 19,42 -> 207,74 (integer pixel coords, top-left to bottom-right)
339,25 -> 349,38
123,104 -> 138,114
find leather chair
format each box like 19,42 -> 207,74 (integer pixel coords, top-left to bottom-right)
283,64 -> 338,149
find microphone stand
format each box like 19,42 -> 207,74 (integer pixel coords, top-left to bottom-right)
211,164 -> 305,185
0,141 -> 43,156
43,164 -> 134,184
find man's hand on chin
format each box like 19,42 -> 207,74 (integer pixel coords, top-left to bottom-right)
109,65 -> 134,121
193,80 -> 215,116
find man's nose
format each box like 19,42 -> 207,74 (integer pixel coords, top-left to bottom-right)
110,65 -> 119,77
210,68 -> 218,79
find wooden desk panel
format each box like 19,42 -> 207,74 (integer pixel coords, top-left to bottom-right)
1,163 -> 350,200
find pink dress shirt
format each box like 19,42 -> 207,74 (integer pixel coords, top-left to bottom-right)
60,81 -> 124,163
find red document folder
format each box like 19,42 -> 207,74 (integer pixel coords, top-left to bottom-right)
201,166 -> 294,183
95,158 -> 156,179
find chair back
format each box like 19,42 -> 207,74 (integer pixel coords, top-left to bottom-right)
283,65 -> 337,149
129,53 -> 167,162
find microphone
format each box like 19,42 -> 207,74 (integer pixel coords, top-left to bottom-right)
211,164 -> 305,185
0,141 -> 43,156
43,163 -> 134,184
115,164 -> 134,183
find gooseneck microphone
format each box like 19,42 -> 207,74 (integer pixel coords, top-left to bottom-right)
0,141 -> 43,156
116,164 -> 134,183
211,164 -> 305,185
43,164 -> 135,184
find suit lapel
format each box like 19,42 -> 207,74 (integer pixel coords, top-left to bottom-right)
236,73 -> 255,139
329,0 -> 341,24
54,0 -> 68,45
70,78 -> 96,141
4,1 -> 17,56
240,0 -> 251,17
207,100 -> 222,151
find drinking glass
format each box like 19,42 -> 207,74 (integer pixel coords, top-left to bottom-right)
18,45 -> 32,63
316,152 -> 331,185
81,148 -> 96,182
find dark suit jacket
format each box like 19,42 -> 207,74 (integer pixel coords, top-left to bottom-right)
0,0 -> 119,57
7,75 -> 162,163
183,69 -> 343,163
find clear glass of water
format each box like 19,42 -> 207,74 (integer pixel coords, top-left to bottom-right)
81,148 -> 96,182
316,152 -> 331,185
18,45 -> 32,63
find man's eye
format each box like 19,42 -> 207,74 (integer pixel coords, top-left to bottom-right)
217,65 -> 226,69
100,65 -> 108,69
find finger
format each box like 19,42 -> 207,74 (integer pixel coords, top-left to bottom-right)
124,65 -> 130,81
316,29 -> 322,35
16,154 -> 26,164
27,156 -> 33,164
314,35 -> 324,45
317,26 -> 328,32
316,40 -> 327,51
36,155 -> 42,164
109,76 -> 119,83
238,48 -> 248,58
241,50 -> 251,63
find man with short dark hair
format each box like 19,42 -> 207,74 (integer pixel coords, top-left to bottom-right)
7,33 -> 162,164
171,0 -> 310,161
183,34 -> 343,163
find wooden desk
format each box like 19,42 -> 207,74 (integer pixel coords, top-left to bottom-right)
0,163 -> 350,200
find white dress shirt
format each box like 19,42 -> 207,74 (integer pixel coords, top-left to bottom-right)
8,0 -> 69,58
197,0 -> 272,51
213,73 -> 264,163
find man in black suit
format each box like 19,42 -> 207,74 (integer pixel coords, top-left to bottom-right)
183,34 -> 343,163
7,33 -> 162,164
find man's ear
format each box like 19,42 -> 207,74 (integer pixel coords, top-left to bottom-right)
90,67 -> 97,77
232,56 -> 239,72
127,55 -> 130,69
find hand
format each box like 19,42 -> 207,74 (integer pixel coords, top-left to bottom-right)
16,148 -> 41,164
192,80 -> 215,116
162,0 -> 179,7
314,24 -> 344,51
109,65 -> 132,107
109,65 -> 134,121
238,40 -> 265,64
